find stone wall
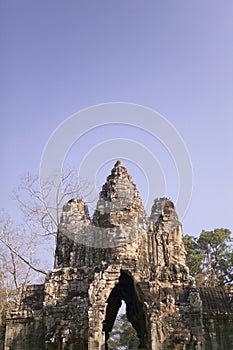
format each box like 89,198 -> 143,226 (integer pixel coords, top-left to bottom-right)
4,161 -> 233,349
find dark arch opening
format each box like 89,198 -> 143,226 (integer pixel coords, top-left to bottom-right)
103,271 -> 147,349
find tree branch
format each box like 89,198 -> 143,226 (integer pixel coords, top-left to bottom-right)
0,237 -> 47,275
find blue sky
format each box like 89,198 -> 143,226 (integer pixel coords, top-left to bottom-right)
1,1 -> 233,238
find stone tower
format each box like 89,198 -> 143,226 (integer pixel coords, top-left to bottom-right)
4,161 -> 233,349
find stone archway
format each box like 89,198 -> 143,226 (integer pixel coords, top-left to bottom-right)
103,271 -> 147,349
8,162 -> 233,350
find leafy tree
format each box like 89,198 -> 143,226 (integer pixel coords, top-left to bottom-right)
107,313 -> 139,350
184,228 -> 233,286
183,234 -> 205,285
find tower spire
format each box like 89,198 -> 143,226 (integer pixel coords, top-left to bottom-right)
93,161 -> 146,227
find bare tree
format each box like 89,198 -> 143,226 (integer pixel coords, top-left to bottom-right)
0,214 -> 46,287
0,169 -> 94,294
2,168 -> 93,273
0,169 -> 95,328
0,213 -> 48,328
14,168 -> 93,237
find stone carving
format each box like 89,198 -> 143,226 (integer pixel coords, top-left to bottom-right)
3,161 -> 233,349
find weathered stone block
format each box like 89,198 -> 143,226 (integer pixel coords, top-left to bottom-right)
4,162 -> 233,349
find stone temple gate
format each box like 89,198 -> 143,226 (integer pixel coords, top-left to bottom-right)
3,161 -> 233,349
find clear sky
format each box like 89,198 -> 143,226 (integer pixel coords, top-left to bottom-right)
1,1 -> 233,238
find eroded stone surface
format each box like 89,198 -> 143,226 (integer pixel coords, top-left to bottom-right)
3,161 -> 233,350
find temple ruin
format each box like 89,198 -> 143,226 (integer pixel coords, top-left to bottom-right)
3,161 -> 233,349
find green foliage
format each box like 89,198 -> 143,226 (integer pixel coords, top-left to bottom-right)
184,228 -> 233,286
183,234 -> 205,285
107,313 -> 139,350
